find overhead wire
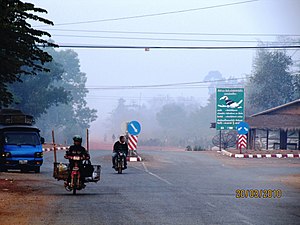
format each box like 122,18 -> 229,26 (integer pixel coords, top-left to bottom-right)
69,77 -> 247,90
50,44 -> 300,50
45,28 -> 300,37
85,96 -> 210,101
35,0 -> 259,27
50,34 -> 299,44
34,1 -> 299,48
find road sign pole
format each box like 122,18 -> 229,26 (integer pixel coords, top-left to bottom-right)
86,128 -> 89,153
219,130 -> 222,151
52,130 -> 57,163
127,121 -> 142,161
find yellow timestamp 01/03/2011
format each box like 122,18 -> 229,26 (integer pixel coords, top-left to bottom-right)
236,189 -> 282,198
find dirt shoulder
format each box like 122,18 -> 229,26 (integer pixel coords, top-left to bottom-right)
0,172 -> 56,225
274,174 -> 300,191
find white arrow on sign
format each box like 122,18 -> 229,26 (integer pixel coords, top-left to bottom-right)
130,123 -> 138,133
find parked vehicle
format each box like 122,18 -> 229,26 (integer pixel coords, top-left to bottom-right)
0,109 -> 44,173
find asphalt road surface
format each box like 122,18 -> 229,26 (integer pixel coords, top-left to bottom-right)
1,149 -> 299,225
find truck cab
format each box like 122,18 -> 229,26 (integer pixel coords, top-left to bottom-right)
0,109 -> 44,173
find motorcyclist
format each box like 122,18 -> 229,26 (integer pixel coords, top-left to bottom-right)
64,135 -> 90,186
112,135 -> 128,169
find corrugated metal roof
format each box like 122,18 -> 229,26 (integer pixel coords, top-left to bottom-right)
250,99 -> 300,117
246,115 -> 300,130
246,99 -> 300,130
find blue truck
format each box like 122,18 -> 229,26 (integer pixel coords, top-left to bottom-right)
0,109 -> 44,173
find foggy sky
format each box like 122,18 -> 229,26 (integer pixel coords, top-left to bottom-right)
29,0 -> 300,136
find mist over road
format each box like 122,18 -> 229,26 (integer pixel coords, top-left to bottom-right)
1,150 -> 299,225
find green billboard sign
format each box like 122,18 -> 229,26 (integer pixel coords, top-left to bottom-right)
216,88 -> 244,130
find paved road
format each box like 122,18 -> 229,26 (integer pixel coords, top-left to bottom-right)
1,150 -> 300,225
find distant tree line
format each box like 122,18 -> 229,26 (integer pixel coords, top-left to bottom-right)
108,96 -> 216,149
108,45 -> 300,149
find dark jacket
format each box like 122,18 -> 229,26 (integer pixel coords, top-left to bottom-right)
113,141 -> 128,155
66,145 -> 89,158
65,145 -> 89,182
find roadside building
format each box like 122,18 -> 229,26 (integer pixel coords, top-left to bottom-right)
246,99 -> 300,150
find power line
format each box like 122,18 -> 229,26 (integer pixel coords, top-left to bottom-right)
76,77 -> 247,90
84,96 -> 212,102
36,0 -> 259,27
51,34 -> 299,44
85,96 -> 210,100
86,86 -> 245,90
46,28 -> 300,37
50,44 -> 300,50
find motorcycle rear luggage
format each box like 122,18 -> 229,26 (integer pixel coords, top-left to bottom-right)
53,162 -> 101,182
53,162 -> 69,181
84,165 -> 101,183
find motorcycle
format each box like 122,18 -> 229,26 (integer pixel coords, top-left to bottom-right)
114,152 -> 126,174
53,157 -> 101,195
65,155 -> 85,195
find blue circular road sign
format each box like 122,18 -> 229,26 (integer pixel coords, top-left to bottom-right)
236,121 -> 250,135
127,121 -> 141,135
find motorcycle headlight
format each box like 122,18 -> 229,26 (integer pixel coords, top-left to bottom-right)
34,152 -> 43,158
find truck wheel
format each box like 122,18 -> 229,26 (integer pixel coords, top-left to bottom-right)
21,167 -> 28,173
34,167 -> 40,173
0,166 -> 7,172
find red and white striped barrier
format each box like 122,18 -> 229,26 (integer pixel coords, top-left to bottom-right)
43,147 -> 69,152
128,135 -> 138,150
221,150 -> 300,158
238,135 -> 247,149
127,156 -> 143,162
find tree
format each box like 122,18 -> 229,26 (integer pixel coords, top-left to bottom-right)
293,72 -> 300,100
157,104 -> 187,131
108,98 -> 140,136
203,71 -> 223,95
248,49 -> 294,112
156,103 -> 188,146
0,0 -> 56,107
292,41 -> 300,100
187,94 -> 216,146
35,49 -> 97,143
9,50 -> 70,117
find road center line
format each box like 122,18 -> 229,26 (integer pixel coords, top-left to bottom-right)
235,212 -> 254,225
142,161 -> 149,173
206,202 -> 216,208
141,162 -> 173,185
241,220 -> 255,225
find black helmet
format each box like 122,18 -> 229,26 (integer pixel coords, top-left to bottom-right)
119,135 -> 125,141
73,135 -> 82,142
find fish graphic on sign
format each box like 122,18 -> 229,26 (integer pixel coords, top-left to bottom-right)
218,95 -> 243,109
